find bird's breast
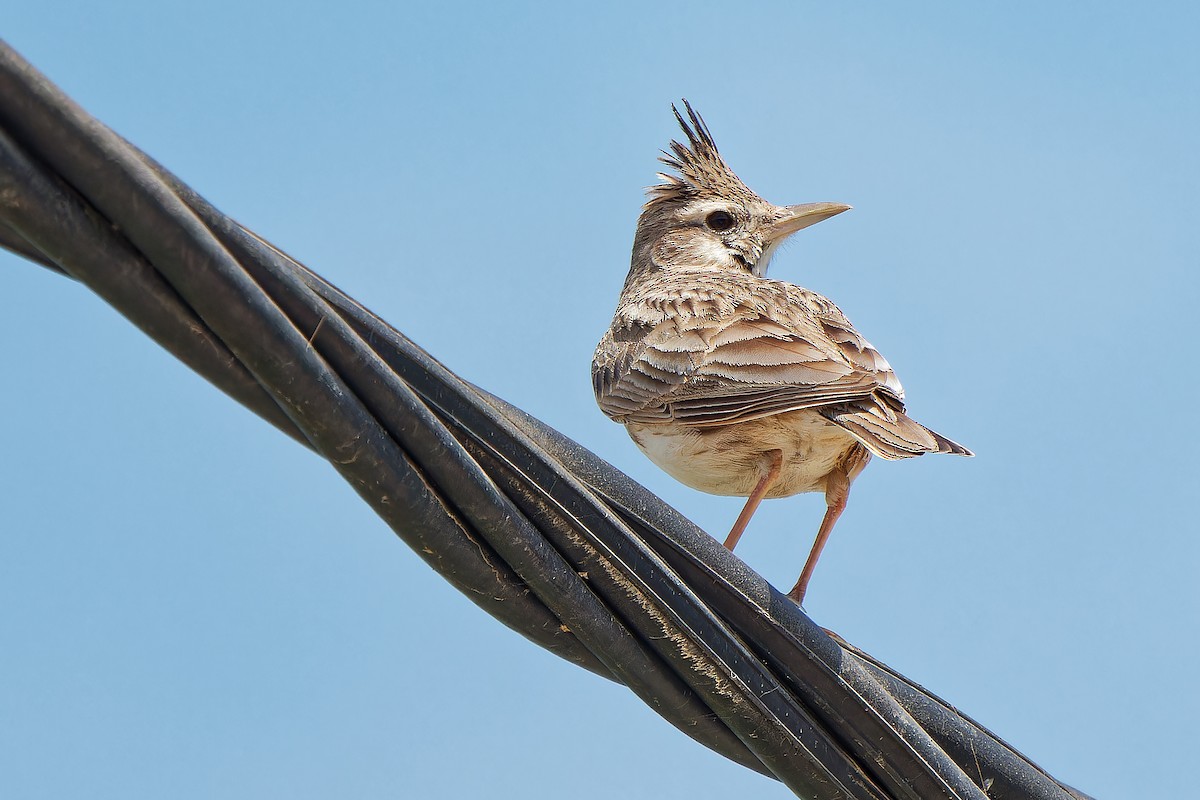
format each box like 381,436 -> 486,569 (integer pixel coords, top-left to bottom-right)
625,410 -> 863,499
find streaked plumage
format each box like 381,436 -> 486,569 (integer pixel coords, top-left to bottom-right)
592,102 -> 970,604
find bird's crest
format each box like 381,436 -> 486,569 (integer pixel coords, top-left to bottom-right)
646,100 -> 761,209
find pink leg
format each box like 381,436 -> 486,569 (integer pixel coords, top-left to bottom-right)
787,494 -> 847,605
787,452 -> 866,605
723,449 -> 783,551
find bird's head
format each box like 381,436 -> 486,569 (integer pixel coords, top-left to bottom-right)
627,101 -> 849,287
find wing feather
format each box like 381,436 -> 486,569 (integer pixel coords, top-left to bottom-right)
592,274 -> 969,457
593,276 -> 901,423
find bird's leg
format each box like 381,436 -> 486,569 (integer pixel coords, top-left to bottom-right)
723,449 -> 783,551
788,465 -> 853,606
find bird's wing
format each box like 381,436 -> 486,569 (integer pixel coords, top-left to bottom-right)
593,287 -> 904,427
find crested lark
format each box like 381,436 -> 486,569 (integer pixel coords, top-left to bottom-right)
592,102 -> 971,605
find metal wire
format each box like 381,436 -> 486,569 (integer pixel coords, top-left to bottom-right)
0,40 -> 1094,800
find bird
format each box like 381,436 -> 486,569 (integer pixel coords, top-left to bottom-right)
591,101 -> 971,605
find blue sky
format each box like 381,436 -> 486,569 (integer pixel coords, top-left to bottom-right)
2,3 -> 1197,798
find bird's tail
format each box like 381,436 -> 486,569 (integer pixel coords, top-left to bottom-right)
821,396 -> 973,461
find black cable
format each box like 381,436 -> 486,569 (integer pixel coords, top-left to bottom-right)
0,39 -> 1094,800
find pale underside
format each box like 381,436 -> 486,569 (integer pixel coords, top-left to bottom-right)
626,411 -> 862,498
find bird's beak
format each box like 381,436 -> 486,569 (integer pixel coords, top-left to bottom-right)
765,202 -> 851,243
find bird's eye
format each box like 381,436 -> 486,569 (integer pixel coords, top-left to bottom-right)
705,210 -> 736,232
